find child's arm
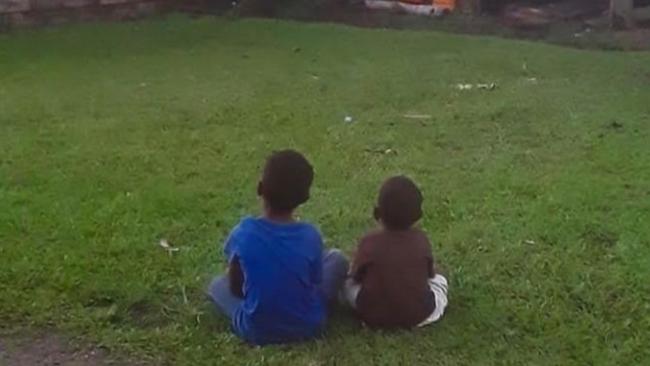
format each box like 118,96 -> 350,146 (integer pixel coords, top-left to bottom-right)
228,256 -> 244,298
424,235 -> 436,278
350,239 -> 372,282
352,264 -> 368,283
428,257 -> 436,278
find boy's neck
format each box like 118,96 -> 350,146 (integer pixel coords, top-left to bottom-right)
263,207 -> 295,223
379,222 -> 414,233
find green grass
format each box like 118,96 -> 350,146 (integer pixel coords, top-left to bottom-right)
1,15 -> 650,365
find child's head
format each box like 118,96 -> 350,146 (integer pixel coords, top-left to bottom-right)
374,176 -> 423,230
257,150 -> 314,214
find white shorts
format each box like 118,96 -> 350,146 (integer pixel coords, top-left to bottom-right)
341,274 -> 449,327
418,275 -> 449,326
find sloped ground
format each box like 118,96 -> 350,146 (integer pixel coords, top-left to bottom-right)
1,16 -> 649,365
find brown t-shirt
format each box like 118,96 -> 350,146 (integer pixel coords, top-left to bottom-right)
351,228 -> 435,329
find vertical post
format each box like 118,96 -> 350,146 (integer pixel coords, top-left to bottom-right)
610,0 -> 635,29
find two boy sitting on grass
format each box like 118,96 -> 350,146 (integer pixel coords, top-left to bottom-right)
208,150 -> 448,346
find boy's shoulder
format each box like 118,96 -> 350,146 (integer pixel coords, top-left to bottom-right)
233,217 -> 322,240
360,228 -> 384,243
300,221 -> 322,239
230,216 -> 258,236
361,227 -> 429,242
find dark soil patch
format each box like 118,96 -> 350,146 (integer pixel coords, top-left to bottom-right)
582,226 -> 619,249
607,120 -> 625,130
127,300 -> 169,329
0,331 -> 142,366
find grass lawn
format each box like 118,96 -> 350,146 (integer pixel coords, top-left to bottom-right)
1,15 -> 650,365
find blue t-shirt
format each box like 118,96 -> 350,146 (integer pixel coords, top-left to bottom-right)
224,217 -> 325,345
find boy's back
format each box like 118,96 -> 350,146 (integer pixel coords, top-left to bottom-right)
225,217 -> 325,345
352,228 -> 434,328
209,150 -> 349,346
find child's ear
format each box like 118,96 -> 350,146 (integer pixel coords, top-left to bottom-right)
257,181 -> 263,197
373,206 -> 381,221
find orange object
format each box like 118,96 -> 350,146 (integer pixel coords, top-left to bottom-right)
399,0 -> 456,11
434,0 -> 456,11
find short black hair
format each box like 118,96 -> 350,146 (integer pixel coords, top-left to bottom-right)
259,150 -> 314,212
376,176 -> 423,230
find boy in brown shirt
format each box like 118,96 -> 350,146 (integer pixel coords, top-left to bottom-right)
342,176 -> 448,329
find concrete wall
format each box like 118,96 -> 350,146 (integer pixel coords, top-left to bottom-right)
0,0 -> 172,27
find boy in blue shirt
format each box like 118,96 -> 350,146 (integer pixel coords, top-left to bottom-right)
208,150 -> 349,345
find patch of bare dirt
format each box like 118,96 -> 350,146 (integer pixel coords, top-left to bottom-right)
0,331 -> 141,366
